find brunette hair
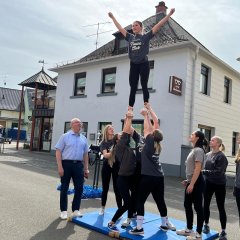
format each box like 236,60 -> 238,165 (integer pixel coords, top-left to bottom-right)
153,129 -> 163,154
194,130 -> 208,152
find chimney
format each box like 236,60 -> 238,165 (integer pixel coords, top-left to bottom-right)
155,1 -> 168,23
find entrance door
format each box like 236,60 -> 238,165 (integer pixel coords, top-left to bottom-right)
41,118 -> 53,151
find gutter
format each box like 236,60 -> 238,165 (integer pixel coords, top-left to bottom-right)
189,46 -> 199,135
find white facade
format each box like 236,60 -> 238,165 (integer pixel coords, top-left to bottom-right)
51,42 -> 240,176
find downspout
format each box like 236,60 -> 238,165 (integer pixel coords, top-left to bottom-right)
189,46 -> 199,135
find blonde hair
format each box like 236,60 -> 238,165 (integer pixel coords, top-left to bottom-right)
101,124 -> 113,143
236,147 -> 240,162
212,136 -> 225,152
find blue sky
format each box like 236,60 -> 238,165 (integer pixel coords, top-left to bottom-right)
1,0 -> 240,89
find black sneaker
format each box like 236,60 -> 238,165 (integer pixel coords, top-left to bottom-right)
129,227 -> 144,235
203,224 -> 210,234
160,225 -> 168,232
219,230 -> 227,240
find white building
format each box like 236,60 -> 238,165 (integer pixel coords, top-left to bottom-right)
50,4 -> 240,177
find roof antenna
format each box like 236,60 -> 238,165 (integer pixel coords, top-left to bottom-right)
38,60 -> 46,70
83,22 -> 112,50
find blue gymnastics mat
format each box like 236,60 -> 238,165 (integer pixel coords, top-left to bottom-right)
70,208 -> 219,240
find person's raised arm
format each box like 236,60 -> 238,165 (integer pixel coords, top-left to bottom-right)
108,12 -> 127,37
123,112 -> 133,134
145,103 -> 159,130
141,108 -> 153,138
152,8 -> 175,34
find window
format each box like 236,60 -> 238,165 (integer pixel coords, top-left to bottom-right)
11,122 -> 18,129
102,68 -> 116,93
224,77 -> 231,104
74,72 -> 86,96
200,65 -> 210,95
64,122 -> 71,133
232,132 -> 239,156
198,124 -> 213,152
138,61 -> 154,90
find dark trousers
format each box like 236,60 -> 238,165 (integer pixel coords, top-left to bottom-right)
101,160 -> 122,208
184,174 -> 204,234
235,187 -> 240,222
112,175 -> 135,222
204,180 -> 227,229
129,61 -> 150,107
60,161 -> 84,212
136,175 -> 167,217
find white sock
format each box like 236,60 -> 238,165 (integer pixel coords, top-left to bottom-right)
136,215 -> 144,229
161,216 -> 167,226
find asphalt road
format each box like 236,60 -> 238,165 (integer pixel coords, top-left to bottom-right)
0,143 -> 239,240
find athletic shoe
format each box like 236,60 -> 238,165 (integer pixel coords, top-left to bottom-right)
60,211 -> 68,220
176,228 -> 194,236
99,208 -> 105,215
202,224 -> 210,234
166,221 -> 176,231
219,230 -> 227,240
129,227 -> 144,235
71,210 -> 83,218
121,218 -> 131,227
160,225 -> 168,232
108,222 -> 119,232
186,232 -> 202,240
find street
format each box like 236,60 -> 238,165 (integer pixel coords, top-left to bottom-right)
0,143 -> 239,240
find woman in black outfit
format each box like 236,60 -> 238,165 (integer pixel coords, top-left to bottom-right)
99,125 -> 122,215
202,136 -> 228,240
107,111 -> 137,232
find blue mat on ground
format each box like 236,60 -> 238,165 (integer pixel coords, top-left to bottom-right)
57,184 -> 102,199
70,208 -> 219,240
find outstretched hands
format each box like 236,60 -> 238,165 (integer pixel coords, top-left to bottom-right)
108,12 -> 114,19
169,8 -> 175,16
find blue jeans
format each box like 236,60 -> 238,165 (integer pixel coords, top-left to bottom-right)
60,161 -> 84,212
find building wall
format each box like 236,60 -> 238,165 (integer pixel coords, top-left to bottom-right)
192,52 -> 240,157
52,46 -> 240,176
0,109 -> 24,129
52,47 -> 190,176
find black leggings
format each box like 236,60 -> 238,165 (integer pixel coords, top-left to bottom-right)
204,180 -> 227,229
184,174 -> 204,234
129,61 -> 150,107
112,175 -> 136,222
136,175 -> 167,217
101,160 -> 122,208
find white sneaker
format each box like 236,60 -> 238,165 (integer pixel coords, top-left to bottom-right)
166,221 -> 176,231
186,232 -> 202,240
60,211 -> 68,220
71,210 -> 83,218
176,228 -> 194,236
99,207 -> 105,215
121,218 -> 131,227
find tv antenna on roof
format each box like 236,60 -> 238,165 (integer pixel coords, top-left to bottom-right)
83,21 -> 112,50
38,59 -> 47,69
